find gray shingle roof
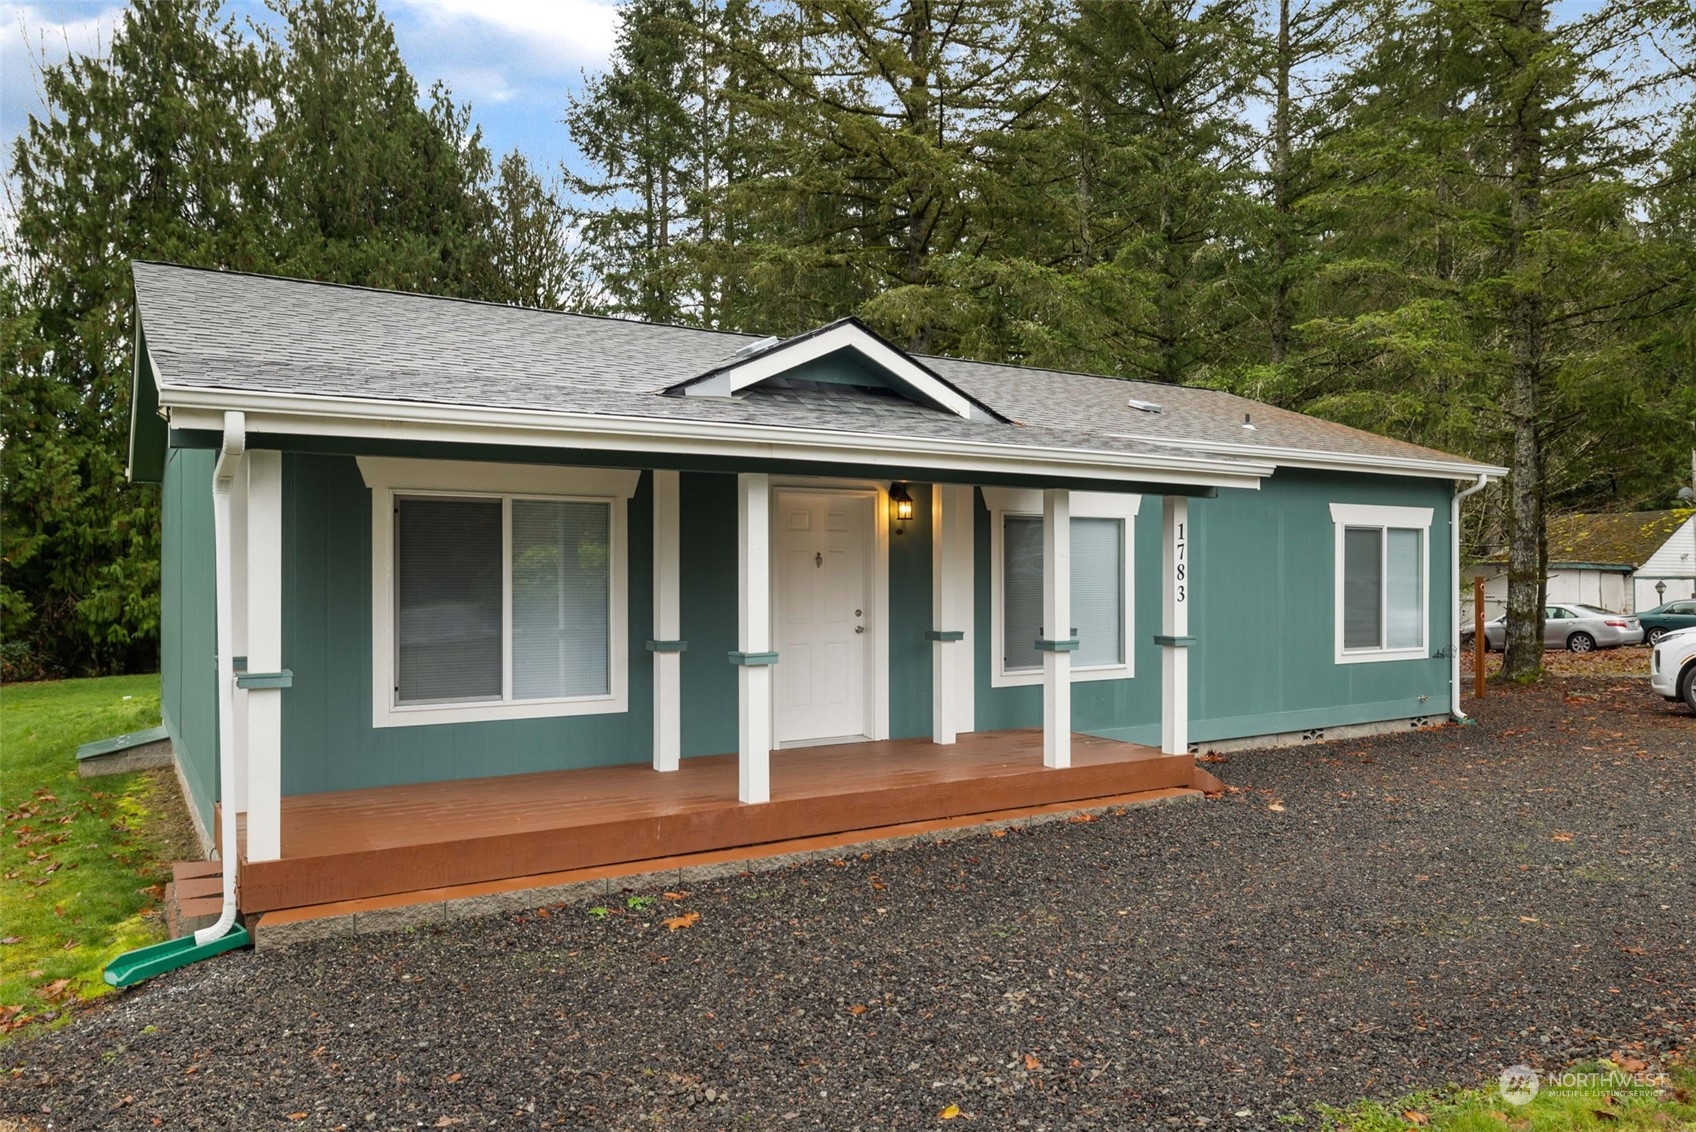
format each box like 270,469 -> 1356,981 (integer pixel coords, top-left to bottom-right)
132,261 -> 1494,475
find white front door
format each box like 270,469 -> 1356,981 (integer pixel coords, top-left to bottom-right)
774,490 -> 873,745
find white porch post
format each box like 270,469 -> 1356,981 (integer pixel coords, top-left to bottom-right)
930,484 -> 974,744
1041,488 -> 1072,768
651,470 -> 682,772
229,457 -> 249,817
735,472 -> 773,804
1160,495 -> 1192,755
243,450 -> 284,862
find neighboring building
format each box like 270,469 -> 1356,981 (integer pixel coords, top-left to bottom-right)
1464,510 -> 1696,619
127,262 -> 1501,926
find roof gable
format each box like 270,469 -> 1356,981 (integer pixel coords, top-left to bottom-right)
667,318 -> 1004,423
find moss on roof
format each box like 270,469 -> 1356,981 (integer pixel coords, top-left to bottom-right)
1489,510 -> 1696,568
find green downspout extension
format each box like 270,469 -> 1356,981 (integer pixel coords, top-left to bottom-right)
103,923 -> 251,988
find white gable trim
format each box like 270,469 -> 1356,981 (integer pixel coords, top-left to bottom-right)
683,322 -> 987,421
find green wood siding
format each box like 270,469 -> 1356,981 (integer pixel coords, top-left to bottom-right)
974,471 -> 1454,746
889,484 -> 934,739
279,454 -> 654,793
1184,470 -> 1453,741
678,473 -> 738,758
162,453 -> 1456,805
160,448 -> 219,831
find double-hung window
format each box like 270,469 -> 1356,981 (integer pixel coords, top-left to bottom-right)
361,458 -> 638,726
985,488 -> 1139,687
1329,503 -> 1433,663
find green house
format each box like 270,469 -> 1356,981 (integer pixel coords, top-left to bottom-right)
127,262 -> 1501,922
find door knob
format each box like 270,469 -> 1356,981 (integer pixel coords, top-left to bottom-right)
855,626 -> 865,634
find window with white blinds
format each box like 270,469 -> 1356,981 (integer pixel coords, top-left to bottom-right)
396,498 -> 503,703
1341,524 -> 1424,653
394,494 -> 613,708
1001,515 -> 1126,673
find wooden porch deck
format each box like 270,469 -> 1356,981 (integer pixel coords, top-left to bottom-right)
233,730 -> 1220,913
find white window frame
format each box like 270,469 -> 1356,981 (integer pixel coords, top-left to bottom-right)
359,457 -> 639,727
1329,502 -> 1433,665
983,487 -> 1140,689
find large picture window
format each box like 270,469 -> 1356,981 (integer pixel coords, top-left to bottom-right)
361,458 -> 637,727
984,488 -> 1139,688
1330,503 -> 1432,663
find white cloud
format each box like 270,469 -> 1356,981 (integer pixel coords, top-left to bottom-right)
1,3 -> 124,131
395,0 -> 621,72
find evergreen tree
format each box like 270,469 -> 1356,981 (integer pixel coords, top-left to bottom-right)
257,0 -> 499,294
2,0 -> 267,676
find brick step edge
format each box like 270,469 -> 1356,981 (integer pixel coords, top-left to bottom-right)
164,881 -> 225,939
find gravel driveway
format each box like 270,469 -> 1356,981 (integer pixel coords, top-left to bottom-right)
6,679 -> 1694,1130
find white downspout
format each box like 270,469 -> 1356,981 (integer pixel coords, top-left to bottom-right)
1450,472 -> 1491,724
196,411 -> 246,946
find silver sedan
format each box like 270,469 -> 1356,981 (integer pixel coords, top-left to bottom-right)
1480,605 -> 1644,652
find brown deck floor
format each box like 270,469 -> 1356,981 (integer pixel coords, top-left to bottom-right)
234,730 -> 1215,912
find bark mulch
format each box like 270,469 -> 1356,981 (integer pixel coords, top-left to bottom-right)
4,679 -> 1692,1131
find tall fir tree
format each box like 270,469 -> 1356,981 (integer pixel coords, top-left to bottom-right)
3,0 -> 267,676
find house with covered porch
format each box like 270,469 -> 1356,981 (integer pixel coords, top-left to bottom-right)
127,262 -> 1500,936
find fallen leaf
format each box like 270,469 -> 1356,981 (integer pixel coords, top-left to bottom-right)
39,979 -> 72,1001
1621,946 -> 1647,956
1403,1110 -> 1428,1125
662,891 -> 690,901
61,938 -> 79,951
1066,813 -> 1097,824
991,830 -> 1007,838
1267,801 -> 1286,813
939,1104 -> 961,1120
1611,1052 -> 1648,1073
286,1114 -> 307,1122
663,911 -> 701,931
434,1118 -> 462,1128
446,1072 -> 462,1083
0,936 -> 19,945
848,1004 -> 867,1016
1519,916 -> 1540,924
1024,1054 -> 1041,1071
1552,832 -> 1574,842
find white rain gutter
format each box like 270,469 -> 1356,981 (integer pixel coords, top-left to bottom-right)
195,411 -> 245,946
1450,472 -> 1492,723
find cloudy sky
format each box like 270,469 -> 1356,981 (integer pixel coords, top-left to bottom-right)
1,0 -> 621,184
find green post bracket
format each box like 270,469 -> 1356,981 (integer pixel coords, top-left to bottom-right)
646,639 -> 688,653
1035,638 -> 1079,652
728,651 -> 780,666
924,630 -> 966,642
235,669 -> 293,689
1152,635 -> 1196,647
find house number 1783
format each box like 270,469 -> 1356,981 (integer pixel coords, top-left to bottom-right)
1173,521 -> 1187,604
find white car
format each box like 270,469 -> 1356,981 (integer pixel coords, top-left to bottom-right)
1649,625 -> 1696,712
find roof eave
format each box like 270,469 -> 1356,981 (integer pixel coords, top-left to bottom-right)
156,385 -> 1273,491
1109,434 -> 1506,480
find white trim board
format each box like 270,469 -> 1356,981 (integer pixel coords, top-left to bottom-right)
984,488 -> 1141,689
164,397 -> 1272,491
1329,502 -> 1434,666
362,457 -> 635,727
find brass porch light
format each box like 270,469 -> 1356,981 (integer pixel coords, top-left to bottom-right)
890,482 -> 915,535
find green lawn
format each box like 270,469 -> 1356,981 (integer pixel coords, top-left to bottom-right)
1,674 -> 191,1036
